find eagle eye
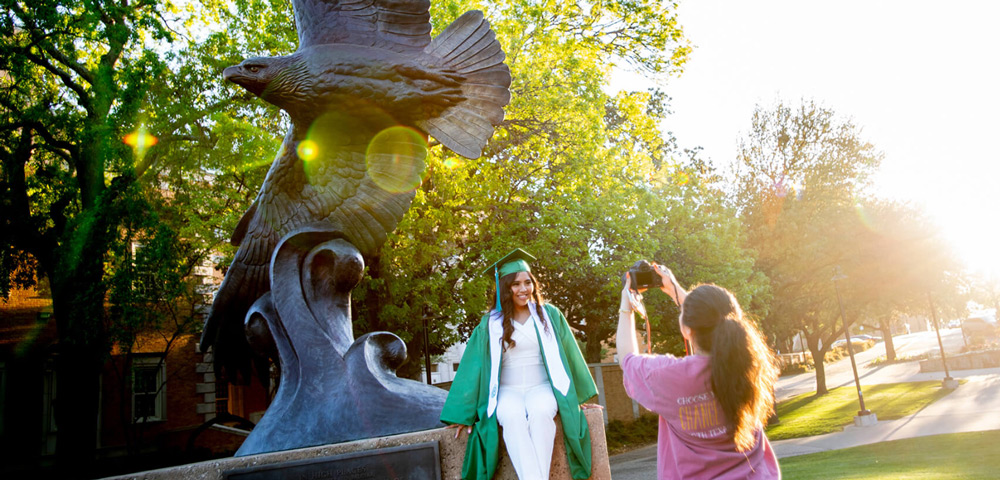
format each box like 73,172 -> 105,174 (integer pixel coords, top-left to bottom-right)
245,64 -> 263,74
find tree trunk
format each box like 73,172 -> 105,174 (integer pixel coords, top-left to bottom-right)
51,247 -> 109,473
53,347 -> 103,472
584,327 -> 603,363
48,165 -> 118,470
880,318 -> 896,362
806,335 -> 828,395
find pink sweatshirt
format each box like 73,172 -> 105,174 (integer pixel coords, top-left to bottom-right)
621,353 -> 780,479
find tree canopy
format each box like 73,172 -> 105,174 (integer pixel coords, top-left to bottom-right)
730,99 -> 966,394
348,0 -> 763,372
0,0 -> 292,467
731,99 -> 884,394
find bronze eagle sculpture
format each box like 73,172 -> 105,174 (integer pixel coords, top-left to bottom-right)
200,0 -> 511,385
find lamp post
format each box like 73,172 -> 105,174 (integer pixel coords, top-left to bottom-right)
832,267 -> 872,418
423,316 -> 432,385
927,292 -> 958,389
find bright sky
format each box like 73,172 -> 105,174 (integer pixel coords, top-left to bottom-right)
613,0 -> 1000,275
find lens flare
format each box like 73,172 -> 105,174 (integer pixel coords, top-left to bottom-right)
442,157 -> 462,169
854,202 -> 876,232
366,126 -> 428,193
123,126 -> 158,159
300,112 -> 354,183
297,139 -> 319,162
675,171 -> 690,186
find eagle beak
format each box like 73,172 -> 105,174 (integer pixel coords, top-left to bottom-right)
223,65 -> 240,83
223,65 -> 266,97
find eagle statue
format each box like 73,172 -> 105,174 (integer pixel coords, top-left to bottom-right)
200,0 -> 511,387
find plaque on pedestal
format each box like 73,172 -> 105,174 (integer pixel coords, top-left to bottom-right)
224,442 -> 441,480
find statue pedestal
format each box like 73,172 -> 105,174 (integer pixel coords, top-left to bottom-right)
103,408 -> 611,480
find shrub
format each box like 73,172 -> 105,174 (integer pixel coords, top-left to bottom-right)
960,340 -> 1000,354
780,363 -> 813,376
868,352 -> 928,367
824,340 -> 875,363
605,415 -> 659,454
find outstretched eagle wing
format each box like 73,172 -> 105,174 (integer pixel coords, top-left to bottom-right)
292,0 -> 432,52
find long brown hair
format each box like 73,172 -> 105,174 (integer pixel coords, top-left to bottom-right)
496,271 -> 547,350
681,284 -> 778,452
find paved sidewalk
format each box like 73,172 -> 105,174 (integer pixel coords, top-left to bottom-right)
610,367 -> 1000,478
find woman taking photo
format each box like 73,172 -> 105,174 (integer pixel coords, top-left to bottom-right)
617,264 -> 780,479
441,248 -> 598,480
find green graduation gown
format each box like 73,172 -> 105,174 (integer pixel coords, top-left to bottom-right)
440,303 -> 598,479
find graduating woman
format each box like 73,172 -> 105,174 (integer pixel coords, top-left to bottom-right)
441,249 -> 599,480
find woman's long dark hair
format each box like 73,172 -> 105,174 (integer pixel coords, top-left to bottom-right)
496,271 -> 547,350
681,284 -> 778,452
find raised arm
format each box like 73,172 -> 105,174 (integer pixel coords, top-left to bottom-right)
616,275 -> 641,358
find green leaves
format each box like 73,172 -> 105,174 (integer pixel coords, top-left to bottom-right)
350,0 -> 768,365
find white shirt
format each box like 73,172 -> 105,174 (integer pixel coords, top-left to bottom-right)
500,319 -> 549,388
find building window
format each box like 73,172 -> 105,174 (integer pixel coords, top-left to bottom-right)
133,357 -> 166,422
452,363 -> 460,372
131,243 -> 158,298
215,379 -> 230,416
430,364 -> 439,373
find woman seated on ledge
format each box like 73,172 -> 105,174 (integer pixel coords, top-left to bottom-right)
441,248 -> 600,480
617,264 -> 780,479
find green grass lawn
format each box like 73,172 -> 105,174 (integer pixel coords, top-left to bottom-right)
780,431 -> 1000,479
766,381 -> 961,441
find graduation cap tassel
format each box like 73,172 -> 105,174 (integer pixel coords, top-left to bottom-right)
494,266 -> 501,311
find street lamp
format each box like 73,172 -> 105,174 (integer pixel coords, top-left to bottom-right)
832,267 -> 874,421
926,292 -> 958,389
423,316 -> 432,384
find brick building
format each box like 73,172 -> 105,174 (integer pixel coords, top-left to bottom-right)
0,260 -> 269,475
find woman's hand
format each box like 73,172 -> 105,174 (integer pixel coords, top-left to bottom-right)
580,403 -> 605,410
446,423 -> 473,439
653,264 -> 685,306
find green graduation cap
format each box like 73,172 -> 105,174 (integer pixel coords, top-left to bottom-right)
484,248 -> 536,311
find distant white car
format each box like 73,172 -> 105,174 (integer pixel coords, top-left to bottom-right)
962,317 -> 999,340
831,334 -> 880,347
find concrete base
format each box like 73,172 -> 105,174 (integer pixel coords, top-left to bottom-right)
942,377 -> 960,389
103,408 -> 610,480
853,412 -> 878,427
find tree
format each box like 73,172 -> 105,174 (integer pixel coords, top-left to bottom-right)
1,1 -> 182,465
0,0 -> 292,467
643,164 -> 771,355
844,199 -> 965,361
731,99 -> 883,395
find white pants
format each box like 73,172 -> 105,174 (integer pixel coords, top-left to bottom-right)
496,382 -> 558,480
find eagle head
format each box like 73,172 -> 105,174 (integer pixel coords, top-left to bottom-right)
224,55 -> 308,112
